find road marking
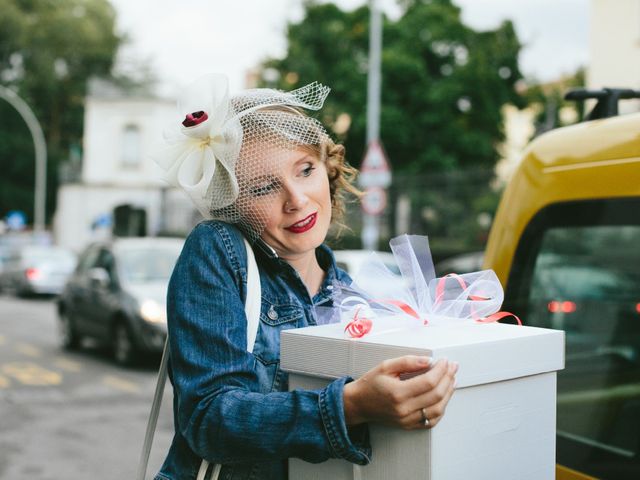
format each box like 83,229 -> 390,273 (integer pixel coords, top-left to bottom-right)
1,362 -> 62,386
16,343 -> 42,358
53,358 -> 82,373
103,375 -> 140,394
0,375 -> 10,388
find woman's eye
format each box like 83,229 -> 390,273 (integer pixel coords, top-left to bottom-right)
250,183 -> 277,197
301,165 -> 316,177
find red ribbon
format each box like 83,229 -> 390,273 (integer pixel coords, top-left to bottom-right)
344,306 -> 373,338
475,311 -> 522,326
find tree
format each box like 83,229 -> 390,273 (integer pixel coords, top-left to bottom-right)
524,68 -> 586,136
0,0 -> 123,224
261,0 -> 525,174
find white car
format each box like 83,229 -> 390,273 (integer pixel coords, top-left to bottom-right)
0,245 -> 77,296
435,251 -> 484,275
333,249 -> 399,277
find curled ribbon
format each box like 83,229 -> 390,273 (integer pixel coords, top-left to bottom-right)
344,306 -> 373,338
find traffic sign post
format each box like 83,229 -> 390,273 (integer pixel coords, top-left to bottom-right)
361,187 -> 387,216
358,140 -> 391,189
359,139 -> 392,251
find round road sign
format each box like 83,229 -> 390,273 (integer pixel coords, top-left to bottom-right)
361,187 -> 387,215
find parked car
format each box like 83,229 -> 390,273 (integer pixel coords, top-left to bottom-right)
483,89 -> 640,480
0,244 -> 11,276
57,237 -> 184,365
435,250 -> 484,275
0,245 -> 77,296
333,249 -> 400,277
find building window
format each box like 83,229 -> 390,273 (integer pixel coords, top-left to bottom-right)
122,124 -> 141,168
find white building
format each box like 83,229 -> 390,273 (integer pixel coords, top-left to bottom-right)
53,79 -> 197,252
497,0 -> 640,182
588,0 -> 640,112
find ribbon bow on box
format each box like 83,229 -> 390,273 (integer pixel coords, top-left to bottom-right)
324,235 -> 520,338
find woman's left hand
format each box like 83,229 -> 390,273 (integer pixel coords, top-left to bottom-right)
342,355 -> 458,430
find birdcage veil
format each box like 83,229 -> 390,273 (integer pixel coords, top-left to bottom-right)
153,73 -> 331,241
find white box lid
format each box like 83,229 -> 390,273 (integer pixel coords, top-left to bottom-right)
281,321 -> 565,388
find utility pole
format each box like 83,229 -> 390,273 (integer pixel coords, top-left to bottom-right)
367,0 -> 382,144
360,0 -> 391,251
0,85 -> 48,232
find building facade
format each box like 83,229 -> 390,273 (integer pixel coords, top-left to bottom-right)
588,0 -> 640,112
53,79 -> 198,251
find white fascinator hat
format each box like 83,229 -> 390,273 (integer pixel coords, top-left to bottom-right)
153,73 -> 331,239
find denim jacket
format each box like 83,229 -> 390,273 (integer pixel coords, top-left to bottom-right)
156,221 -> 371,480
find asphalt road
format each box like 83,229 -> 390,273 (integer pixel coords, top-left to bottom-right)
0,295 -> 173,480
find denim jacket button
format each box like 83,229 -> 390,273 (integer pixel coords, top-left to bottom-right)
267,305 -> 278,320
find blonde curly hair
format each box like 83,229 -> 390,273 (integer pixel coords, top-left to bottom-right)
303,140 -> 361,227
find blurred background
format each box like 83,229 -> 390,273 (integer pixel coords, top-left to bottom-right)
1,0 -> 639,478
3,0 -> 624,259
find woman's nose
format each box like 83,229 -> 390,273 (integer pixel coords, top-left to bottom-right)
283,186 -> 308,212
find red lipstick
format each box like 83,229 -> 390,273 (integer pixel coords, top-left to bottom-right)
285,212 -> 317,233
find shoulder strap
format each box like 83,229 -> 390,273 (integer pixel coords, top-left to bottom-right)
136,338 -> 170,480
243,237 -> 261,353
137,237 -> 261,480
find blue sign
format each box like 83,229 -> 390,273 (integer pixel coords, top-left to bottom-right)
92,213 -> 112,230
5,210 -> 27,231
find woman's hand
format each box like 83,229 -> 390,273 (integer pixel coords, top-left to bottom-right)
343,356 -> 458,430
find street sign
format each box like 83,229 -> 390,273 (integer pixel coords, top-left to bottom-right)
359,140 -> 391,188
361,186 -> 387,216
5,210 -> 26,231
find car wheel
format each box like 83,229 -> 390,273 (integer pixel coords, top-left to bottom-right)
113,321 -> 137,366
59,310 -> 80,350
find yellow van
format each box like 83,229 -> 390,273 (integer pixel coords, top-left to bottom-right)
484,93 -> 640,480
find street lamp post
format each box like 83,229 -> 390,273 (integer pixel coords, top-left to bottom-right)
0,85 -> 48,232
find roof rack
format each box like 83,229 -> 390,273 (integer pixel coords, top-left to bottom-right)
565,88 -> 640,121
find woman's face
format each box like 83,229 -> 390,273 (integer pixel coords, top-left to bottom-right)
242,147 -> 332,260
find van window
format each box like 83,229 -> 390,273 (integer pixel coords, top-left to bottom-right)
504,198 -> 640,479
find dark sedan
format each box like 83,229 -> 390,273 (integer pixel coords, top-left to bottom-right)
57,237 -> 184,365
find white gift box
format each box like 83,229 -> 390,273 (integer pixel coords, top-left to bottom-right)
281,320 -> 565,480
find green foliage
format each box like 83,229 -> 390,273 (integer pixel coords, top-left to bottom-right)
261,0 -> 525,174
525,68 -> 585,135
0,0 -> 122,224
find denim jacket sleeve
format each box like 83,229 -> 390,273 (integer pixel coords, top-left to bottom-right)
167,222 -> 371,466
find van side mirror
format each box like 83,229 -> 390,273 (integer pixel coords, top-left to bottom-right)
88,267 -> 111,289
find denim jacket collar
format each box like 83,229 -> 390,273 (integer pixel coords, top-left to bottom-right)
252,238 -> 344,307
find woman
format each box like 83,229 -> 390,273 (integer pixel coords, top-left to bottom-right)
153,74 -> 457,480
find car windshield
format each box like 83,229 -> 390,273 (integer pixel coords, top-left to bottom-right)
531,254 -> 638,302
116,244 -> 182,284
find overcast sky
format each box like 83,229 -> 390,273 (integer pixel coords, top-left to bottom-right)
109,0 -> 589,96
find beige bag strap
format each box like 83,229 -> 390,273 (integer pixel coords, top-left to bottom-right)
138,238 -> 261,480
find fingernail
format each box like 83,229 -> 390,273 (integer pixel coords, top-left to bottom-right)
433,358 -> 449,368
451,361 -> 459,373
418,356 -> 431,366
